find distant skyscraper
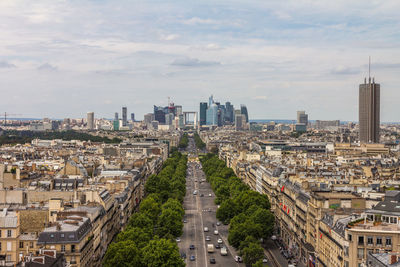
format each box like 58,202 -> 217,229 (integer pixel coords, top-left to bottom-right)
235,114 -> 246,130
122,107 -> 127,126
206,103 -> 218,125
87,112 -> 94,130
240,105 -> 249,123
225,102 -> 234,123
200,102 -> 208,126
359,77 -> 380,143
209,95 -> 214,106
175,105 -> 183,116
144,113 -> 154,126
131,113 -> 135,122
114,112 -> 118,121
297,111 -> 308,125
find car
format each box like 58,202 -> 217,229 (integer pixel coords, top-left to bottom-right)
204,227 -> 209,232
189,244 -> 195,250
235,256 -> 243,262
200,194 -> 204,197
215,244 -> 220,249
271,235 -> 277,240
209,193 -> 212,197
180,252 -> 186,259
217,239 -> 222,244
176,238 -> 181,242
208,208 -> 212,212
193,190 -> 197,195
183,220 -> 187,223
214,230 -> 218,235
190,255 -> 196,261
216,221 -> 221,226
206,236 -> 211,241
210,258 -> 216,264
262,258 -> 268,263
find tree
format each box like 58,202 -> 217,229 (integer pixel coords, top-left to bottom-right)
252,259 -> 264,267
242,242 -> 264,266
156,208 -> 183,238
238,235 -> 258,252
216,198 -> 238,224
103,240 -> 143,267
251,208 -> 275,239
141,238 -> 185,267
116,227 -> 151,248
127,212 -> 153,233
139,196 -> 161,223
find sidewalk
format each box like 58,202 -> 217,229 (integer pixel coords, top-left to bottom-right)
263,240 -> 306,267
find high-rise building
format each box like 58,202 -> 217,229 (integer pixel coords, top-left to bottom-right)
114,112 -> 118,121
209,95 -> 214,106
175,105 -> 183,116
200,102 -> 208,126
225,102 -> 234,123
359,77 -> 380,143
206,103 -> 218,125
297,111 -> 308,125
240,105 -> 249,123
235,114 -> 246,130
144,113 -> 154,126
131,113 -> 135,122
87,112 -> 94,130
165,113 -> 174,125
122,107 -> 127,126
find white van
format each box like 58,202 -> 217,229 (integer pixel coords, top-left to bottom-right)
220,246 -> 227,256
204,227 -> 209,232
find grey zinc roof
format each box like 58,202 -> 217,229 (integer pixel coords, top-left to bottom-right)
37,217 -> 91,245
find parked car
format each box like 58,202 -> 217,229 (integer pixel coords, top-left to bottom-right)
176,238 -> 181,242
180,252 -> 186,259
216,221 -> 221,226
209,193 -> 212,197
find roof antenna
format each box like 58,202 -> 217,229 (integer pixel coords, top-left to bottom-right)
368,56 -> 371,83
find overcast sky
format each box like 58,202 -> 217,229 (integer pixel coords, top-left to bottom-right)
0,0 -> 399,121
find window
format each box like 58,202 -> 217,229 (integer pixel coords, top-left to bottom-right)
7,230 -> 11,238
30,242 -> 33,248
61,245 -> 65,252
357,248 -> 364,258
0,230 -> 1,237
71,245 -> 76,253
19,242 -> 24,249
386,238 -> 392,246
0,242 -> 2,250
60,234 -> 64,238
6,242 -> 11,252
377,237 -> 383,245
344,261 -> 349,267
390,217 -> 397,224
344,246 -> 349,256
367,237 -> 373,245
348,234 -> 352,241
358,236 -> 364,245
6,255 -> 11,262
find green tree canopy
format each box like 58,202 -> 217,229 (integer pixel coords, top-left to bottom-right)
103,240 -> 143,267
141,239 -> 185,267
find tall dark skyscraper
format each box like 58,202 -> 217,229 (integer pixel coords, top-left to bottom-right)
122,107 -> 127,126
200,102 -> 208,126
225,102 -> 234,123
131,113 -> 135,122
359,76 -> 380,143
240,105 -> 249,123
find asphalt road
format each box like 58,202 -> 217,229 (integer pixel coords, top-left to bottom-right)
179,139 -> 242,267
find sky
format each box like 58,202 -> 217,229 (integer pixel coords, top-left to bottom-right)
0,0 -> 399,121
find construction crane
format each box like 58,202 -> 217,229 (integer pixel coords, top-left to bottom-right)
0,112 -> 23,126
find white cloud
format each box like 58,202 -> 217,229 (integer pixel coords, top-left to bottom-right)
171,57 -> 221,67
37,63 -> 57,71
0,61 -> 16,68
252,95 -> 268,100
160,34 -> 180,41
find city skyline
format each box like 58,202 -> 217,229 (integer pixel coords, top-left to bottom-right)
1,1 -> 400,121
